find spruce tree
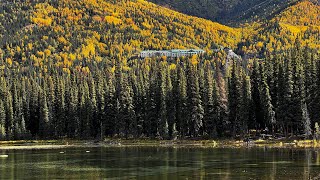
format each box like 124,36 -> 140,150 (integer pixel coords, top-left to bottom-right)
259,63 -> 276,130
203,60 -> 219,137
96,74 -> 105,139
89,78 -> 98,137
146,63 -> 159,137
251,60 -> 263,130
167,65 -> 177,139
214,61 -> 227,137
105,72 -> 117,137
158,61 -> 169,139
239,73 -> 251,136
39,89 -> 49,138
0,99 -> 6,139
176,61 -> 188,138
228,60 -> 241,137
119,74 -> 136,138
302,103 -> 312,138
186,58 -> 204,137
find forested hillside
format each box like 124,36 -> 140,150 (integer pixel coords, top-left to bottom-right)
149,0 -> 300,25
0,42 -> 319,139
237,0 -> 320,57
0,0 -> 319,140
0,0 -> 242,72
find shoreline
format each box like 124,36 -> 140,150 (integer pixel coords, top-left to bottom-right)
1,139 -> 320,150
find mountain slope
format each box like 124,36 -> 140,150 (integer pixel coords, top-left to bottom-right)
148,0 -> 300,26
237,0 -> 320,56
0,0 -> 318,71
0,0 -> 241,69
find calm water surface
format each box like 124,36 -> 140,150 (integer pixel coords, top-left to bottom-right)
1,147 -> 320,179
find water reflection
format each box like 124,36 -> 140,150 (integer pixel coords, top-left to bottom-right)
0,147 -> 320,179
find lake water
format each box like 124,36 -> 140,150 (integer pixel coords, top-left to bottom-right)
1,146 -> 320,179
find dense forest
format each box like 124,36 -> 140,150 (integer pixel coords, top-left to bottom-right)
0,0 -> 319,70
0,0 -> 319,140
149,0 -> 300,25
0,41 -> 319,140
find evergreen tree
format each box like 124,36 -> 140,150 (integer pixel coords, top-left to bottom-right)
96,75 -> 105,139
186,58 -> 204,137
239,73 -> 251,136
39,89 -> 49,138
259,63 -> 276,130
203,60 -> 219,137
146,63 -> 160,137
105,72 -> 117,137
89,77 -> 98,137
176,61 -> 188,138
119,74 -> 136,138
28,83 -> 39,137
0,99 -> 6,139
302,103 -> 312,138
66,82 -> 79,138
214,61 -> 227,137
251,60 -> 263,130
228,60 -> 241,137
167,65 -> 178,139
158,61 -> 169,139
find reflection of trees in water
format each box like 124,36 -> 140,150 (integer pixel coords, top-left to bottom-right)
304,149 -> 311,180
270,150 -> 277,180
2,148 -> 320,179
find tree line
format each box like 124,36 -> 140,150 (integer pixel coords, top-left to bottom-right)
0,43 -> 319,140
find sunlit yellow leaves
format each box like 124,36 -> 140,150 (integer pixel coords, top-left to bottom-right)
32,17 -> 52,26
81,66 -> 90,74
81,43 -> 96,58
104,16 -> 122,25
123,66 -> 131,71
36,51 -> 45,58
58,36 -> 68,45
92,32 -> 101,41
142,21 -> 152,29
44,49 -> 51,57
256,42 -> 264,49
42,36 -> 49,41
69,53 -> 76,61
190,55 -> 198,65
16,47 -> 21,53
30,55 -> 41,67
27,43 -> 33,51
84,0 -> 97,6
279,1 -> 320,26
141,30 -> 151,37
169,64 -> 176,70
111,66 -> 116,73
6,58 -> 13,66
2,0 -> 317,73
63,68 -> 71,74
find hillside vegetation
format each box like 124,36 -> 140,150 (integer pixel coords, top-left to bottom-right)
149,0 -> 300,25
0,0 -> 242,72
0,0 -> 319,140
238,0 -> 320,56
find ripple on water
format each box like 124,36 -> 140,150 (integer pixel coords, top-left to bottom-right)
245,164 -> 259,166
263,161 -> 292,164
207,172 -> 231,175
